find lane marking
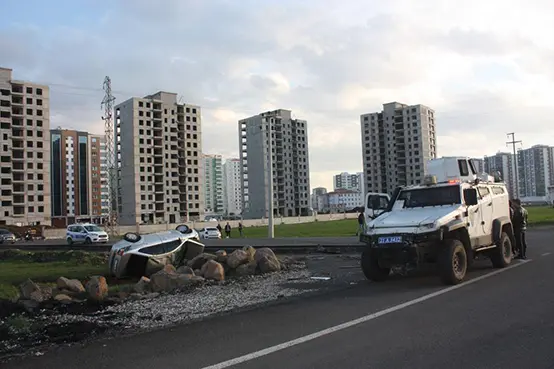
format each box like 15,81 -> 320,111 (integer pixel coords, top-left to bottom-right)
200,260 -> 532,369
541,252 -> 551,257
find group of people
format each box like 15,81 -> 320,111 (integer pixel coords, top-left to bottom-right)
509,199 -> 529,259
216,222 -> 244,238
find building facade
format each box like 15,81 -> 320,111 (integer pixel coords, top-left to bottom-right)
311,187 -> 327,210
361,102 -> 437,195
203,154 -> 224,214
333,172 -> 363,192
115,91 -> 203,225
317,189 -> 364,212
239,109 -> 311,219
50,130 -> 109,227
0,67 -> 51,226
222,158 -> 242,215
517,145 -> 554,201
484,152 -> 517,198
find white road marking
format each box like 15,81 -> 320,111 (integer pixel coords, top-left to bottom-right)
541,252 -> 551,257
200,260 -> 532,369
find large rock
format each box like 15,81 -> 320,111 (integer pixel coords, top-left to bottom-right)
56,277 -> 85,294
19,279 -> 51,302
235,261 -> 258,276
215,250 -> 227,263
184,240 -> 205,260
226,250 -> 249,269
201,260 -> 225,281
254,248 -> 281,273
134,276 -> 151,294
54,294 -> 72,304
150,268 -> 193,292
176,266 -> 195,275
242,246 -> 256,261
187,253 -> 217,270
86,276 -> 109,301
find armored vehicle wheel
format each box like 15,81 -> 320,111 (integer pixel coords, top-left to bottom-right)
438,239 -> 468,285
490,231 -> 512,268
361,248 -> 390,282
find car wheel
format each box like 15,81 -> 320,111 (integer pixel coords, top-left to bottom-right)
439,238 -> 467,285
490,231 -> 512,268
85,237 -> 92,245
361,248 -> 390,282
67,238 -> 73,246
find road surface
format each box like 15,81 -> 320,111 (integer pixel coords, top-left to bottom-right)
4,228 -> 554,369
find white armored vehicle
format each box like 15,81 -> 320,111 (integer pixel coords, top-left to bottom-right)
360,157 -> 515,285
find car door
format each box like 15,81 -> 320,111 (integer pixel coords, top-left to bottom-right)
73,226 -> 85,243
477,186 -> 494,239
464,188 -> 482,243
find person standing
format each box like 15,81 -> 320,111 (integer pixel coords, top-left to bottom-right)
357,211 -> 365,236
224,222 -> 231,238
238,222 -> 243,237
512,199 -> 529,259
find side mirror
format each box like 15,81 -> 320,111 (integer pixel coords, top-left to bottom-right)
464,188 -> 478,206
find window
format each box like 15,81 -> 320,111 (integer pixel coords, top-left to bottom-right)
457,159 -> 469,176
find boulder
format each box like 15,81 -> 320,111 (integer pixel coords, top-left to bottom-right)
85,276 -> 109,301
215,250 -> 227,263
150,268 -> 193,293
201,260 -> 225,281
19,279 -> 51,302
226,250 -> 249,269
162,264 -> 177,274
176,266 -> 195,275
134,276 -> 151,294
187,253 -> 217,270
194,268 -> 203,277
54,294 -> 72,304
56,277 -> 85,293
242,246 -> 256,261
255,248 -> 281,274
235,261 -> 258,276
184,240 -> 205,260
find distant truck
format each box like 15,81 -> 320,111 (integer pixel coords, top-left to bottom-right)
360,157 -> 514,286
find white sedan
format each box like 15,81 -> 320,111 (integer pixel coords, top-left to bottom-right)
198,227 -> 222,240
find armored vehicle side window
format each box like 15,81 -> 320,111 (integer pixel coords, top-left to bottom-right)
477,187 -> 491,198
491,186 -> 504,195
458,159 -> 469,176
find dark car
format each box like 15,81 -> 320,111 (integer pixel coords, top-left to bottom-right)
0,229 -> 16,244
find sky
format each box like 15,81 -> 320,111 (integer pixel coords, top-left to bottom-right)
1,0 -> 554,190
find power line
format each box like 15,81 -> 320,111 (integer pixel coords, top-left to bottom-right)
506,132 -> 522,199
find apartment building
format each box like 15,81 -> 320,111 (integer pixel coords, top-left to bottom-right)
517,145 -> 554,200
484,152 -> 517,198
203,154 -> 224,214
50,130 -> 109,227
334,172 -> 364,192
0,67 -> 51,226
222,158 -> 242,215
361,102 -> 437,194
115,91 -> 203,225
311,187 -> 327,210
318,189 -> 364,212
239,109 -> 310,219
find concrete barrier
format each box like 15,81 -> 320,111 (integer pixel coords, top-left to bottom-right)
43,212 -> 358,239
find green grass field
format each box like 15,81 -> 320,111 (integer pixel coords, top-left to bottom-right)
235,206 -> 554,238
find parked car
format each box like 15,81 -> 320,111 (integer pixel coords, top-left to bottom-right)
0,228 -> 16,244
66,223 -> 109,245
198,227 -> 222,240
108,225 -> 204,278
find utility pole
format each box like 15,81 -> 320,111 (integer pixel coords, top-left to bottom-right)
506,132 -> 522,199
267,118 -> 275,238
101,76 -> 118,236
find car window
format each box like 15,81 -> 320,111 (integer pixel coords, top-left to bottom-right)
0,229 -> 8,234
477,187 -> 490,199
74,226 -> 84,233
84,225 -> 102,232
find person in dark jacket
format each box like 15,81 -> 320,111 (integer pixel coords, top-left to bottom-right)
224,222 -> 231,238
357,211 -> 365,236
238,222 -> 243,237
512,199 -> 528,259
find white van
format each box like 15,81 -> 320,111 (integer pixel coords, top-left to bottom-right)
66,223 -> 109,245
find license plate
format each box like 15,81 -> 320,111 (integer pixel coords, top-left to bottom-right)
378,236 -> 402,244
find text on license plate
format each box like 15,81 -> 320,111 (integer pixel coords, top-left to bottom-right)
378,236 -> 402,244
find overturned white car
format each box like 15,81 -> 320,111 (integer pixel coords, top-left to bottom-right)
108,225 -> 204,278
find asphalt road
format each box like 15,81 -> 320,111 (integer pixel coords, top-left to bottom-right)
4,228 -> 554,369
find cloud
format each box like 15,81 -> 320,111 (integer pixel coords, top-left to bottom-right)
1,0 -> 554,191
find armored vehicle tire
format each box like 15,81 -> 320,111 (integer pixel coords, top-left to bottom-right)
438,239 -> 468,285
361,248 -> 390,282
490,231 -> 512,268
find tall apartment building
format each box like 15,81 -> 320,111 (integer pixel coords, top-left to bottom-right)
239,109 -> 310,218
50,130 -> 109,227
115,91 -> 203,225
484,152 -> 517,198
361,102 -> 437,194
334,172 -> 364,192
517,145 -> 554,200
203,154 -> 224,214
222,158 -> 242,215
0,67 -> 51,226
311,187 -> 327,211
